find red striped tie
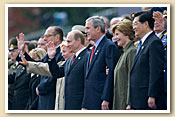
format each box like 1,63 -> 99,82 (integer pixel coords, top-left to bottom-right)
89,46 -> 95,65
71,55 -> 76,64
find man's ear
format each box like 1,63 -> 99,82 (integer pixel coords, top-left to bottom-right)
55,34 -> 60,40
144,21 -> 149,28
96,26 -> 101,32
77,37 -> 81,44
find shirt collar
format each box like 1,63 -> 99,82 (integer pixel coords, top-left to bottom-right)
94,35 -> 105,50
156,30 -> 164,38
140,31 -> 153,44
56,43 -> 61,48
15,61 -> 19,67
75,47 -> 86,57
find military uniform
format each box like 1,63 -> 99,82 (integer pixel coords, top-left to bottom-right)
8,38 -> 19,110
151,7 -> 167,109
8,64 -> 31,110
8,59 -> 16,110
159,30 -> 167,108
8,38 -> 31,110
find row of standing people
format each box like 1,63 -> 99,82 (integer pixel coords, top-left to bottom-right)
8,7 -> 167,110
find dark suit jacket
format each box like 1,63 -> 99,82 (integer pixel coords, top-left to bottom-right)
23,47 -> 63,110
48,48 -> 89,110
82,36 -> 119,110
8,65 -> 31,110
130,32 -> 165,109
25,74 -> 40,110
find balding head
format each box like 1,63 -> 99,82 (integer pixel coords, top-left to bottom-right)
110,17 -> 122,29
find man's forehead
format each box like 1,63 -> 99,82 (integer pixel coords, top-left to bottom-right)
85,20 -> 92,25
44,27 -> 54,34
133,16 -> 139,22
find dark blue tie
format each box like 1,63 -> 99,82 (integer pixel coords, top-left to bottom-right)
136,40 -> 142,55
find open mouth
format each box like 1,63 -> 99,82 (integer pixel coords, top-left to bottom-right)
116,38 -> 120,43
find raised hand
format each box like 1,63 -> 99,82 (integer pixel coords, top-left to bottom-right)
47,41 -> 56,59
16,33 -> 25,52
153,11 -> 164,24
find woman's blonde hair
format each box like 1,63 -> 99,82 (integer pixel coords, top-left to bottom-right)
111,19 -> 135,40
29,48 -> 47,59
60,41 -> 68,53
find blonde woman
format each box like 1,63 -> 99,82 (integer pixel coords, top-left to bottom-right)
112,19 -> 137,110
54,41 -> 73,110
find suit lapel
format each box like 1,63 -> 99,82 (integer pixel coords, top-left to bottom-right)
64,58 -> 71,76
131,44 -> 145,69
131,32 -> 154,71
88,47 -> 101,72
86,37 -> 106,78
67,49 -> 87,75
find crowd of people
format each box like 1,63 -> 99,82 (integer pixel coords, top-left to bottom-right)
8,7 -> 167,110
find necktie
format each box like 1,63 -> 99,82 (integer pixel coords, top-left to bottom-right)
89,45 -> 95,65
71,55 -> 76,64
136,40 -> 142,55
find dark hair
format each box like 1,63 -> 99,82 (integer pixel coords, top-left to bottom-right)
51,26 -> 64,41
134,11 -> 155,30
28,42 -> 37,52
73,30 -> 85,45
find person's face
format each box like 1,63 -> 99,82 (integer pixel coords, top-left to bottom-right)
154,18 -> 165,33
8,49 -> 19,61
66,32 -> 80,53
61,46 -> 73,60
37,38 -> 47,50
30,54 -> 39,61
43,27 -> 56,44
133,16 -> 145,39
113,29 -> 128,48
85,20 -> 98,42
110,19 -> 120,30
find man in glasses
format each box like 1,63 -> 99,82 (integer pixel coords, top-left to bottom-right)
16,26 -> 64,110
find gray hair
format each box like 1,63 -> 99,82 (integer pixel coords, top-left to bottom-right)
86,16 -> 106,33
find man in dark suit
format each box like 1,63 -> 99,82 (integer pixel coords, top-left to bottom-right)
128,11 -> 165,110
16,26 -> 64,110
47,30 -> 89,110
82,16 -> 119,110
